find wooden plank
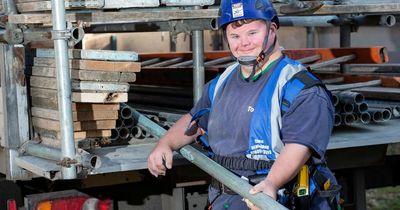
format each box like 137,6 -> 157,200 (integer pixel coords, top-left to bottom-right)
32,117 -> 116,131
16,0 -> 101,3
73,71 -> 136,83
38,136 -> 81,149
35,48 -> 139,62
17,0 -> 104,12
31,97 -> 58,110
31,98 -> 120,111
12,4 -> 399,25
161,0 -> 214,6
8,8 -> 219,24
72,92 -> 127,103
30,76 -> 57,89
276,2 -> 400,16
0,87 -> 3,146
71,103 -> 120,111
30,88 -> 58,100
31,107 -> 119,121
34,127 -> 111,140
17,1 -> 52,12
30,76 -> 130,92
38,136 -> 107,149
33,57 -> 141,72
32,66 -> 136,82
28,41 -> 54,49
103,0 -> 159,8
17,0 -> 159,12
71,81 -> 129,93
16,0 -> 44,3
30,88 -> 128,103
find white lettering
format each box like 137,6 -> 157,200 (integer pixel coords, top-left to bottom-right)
248,106 -> 255,113
254,139 -> 264,144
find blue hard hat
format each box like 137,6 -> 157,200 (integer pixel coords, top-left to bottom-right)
218,0 -> 279,29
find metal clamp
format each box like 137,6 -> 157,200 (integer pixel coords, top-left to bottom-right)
58,157 -> 78,168
51,29 -> 71,40
1,28 -> 24,44
51,26 -> 85,46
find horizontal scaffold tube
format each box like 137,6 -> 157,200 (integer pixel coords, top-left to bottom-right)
21,141 -> 101,169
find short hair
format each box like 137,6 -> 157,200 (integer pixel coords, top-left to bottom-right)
230,19 -> 256,29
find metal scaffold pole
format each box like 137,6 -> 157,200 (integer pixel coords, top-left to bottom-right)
51,0 -> 77,179
192,6 -> 205,104
339,15 -> 352,73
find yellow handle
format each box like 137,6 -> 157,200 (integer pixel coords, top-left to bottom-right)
296,165 -> 309,197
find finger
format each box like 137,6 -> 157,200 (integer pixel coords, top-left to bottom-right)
147,156 -> 158,177
163,152 -> 173,169
147,162 -> 160,177
244,199 -> 261,210
243,199 -> 255,209
149,165 -> 166,177
152,160 -> 167,175
249,182 -> 264,194
148,156 -> 166,176
148,161 -> 161,177
148,169 -> 158,177
154,154 -> 167,170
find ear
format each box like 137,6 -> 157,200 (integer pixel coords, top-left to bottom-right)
270,22 -> 278,32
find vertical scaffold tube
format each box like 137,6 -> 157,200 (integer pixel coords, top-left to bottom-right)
51,0 -> 76,179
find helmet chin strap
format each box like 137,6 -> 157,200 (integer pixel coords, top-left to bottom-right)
237,23 -> 277,82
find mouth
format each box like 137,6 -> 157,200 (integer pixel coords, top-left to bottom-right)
238,50 -> 256,56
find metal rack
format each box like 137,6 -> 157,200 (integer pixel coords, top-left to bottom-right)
1,0 -> 400,209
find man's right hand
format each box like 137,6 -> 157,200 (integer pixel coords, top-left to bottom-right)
147,141 -> 174,177
147,113 -> 198,177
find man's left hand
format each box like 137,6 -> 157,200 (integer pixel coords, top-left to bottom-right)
243,179 -> 278,210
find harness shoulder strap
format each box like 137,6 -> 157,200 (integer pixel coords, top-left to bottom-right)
281,70 -> 325,115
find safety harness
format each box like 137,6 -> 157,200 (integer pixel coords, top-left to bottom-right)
188,56 -> 341,209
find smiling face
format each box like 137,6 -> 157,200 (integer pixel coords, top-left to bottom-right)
226,20 -> 274,59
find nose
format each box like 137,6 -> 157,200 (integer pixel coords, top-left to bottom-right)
240,36 -> 251,46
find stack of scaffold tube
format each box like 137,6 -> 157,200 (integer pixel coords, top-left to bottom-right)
332,91 -> 400,126
106,92 -> 400,145
108,103 -> 176,144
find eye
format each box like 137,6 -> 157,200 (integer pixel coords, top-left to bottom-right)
249,31 -> 258,36
230,34 -> 239,39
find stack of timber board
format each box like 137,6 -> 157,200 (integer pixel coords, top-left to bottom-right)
0,88 -> 3,147
30,48 -> 140,148
15,0 -> 215,12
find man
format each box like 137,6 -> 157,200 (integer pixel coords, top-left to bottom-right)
148,0 -> 340,209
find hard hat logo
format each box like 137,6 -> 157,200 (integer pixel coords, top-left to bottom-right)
232,3 -> 244,19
